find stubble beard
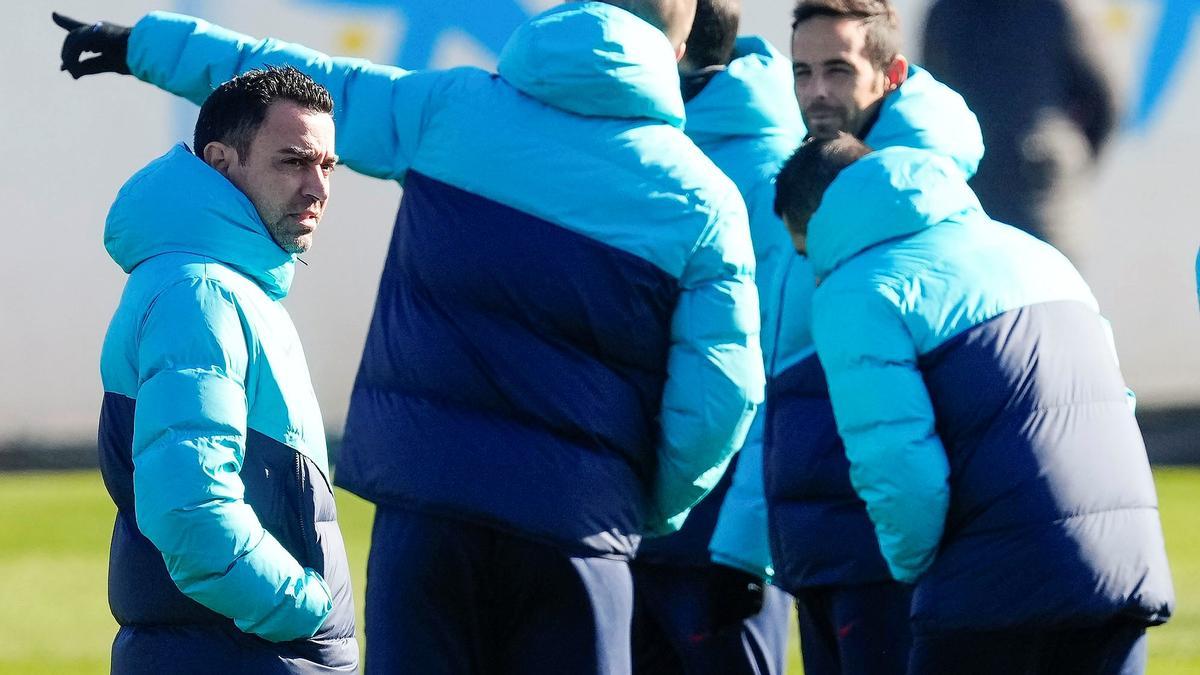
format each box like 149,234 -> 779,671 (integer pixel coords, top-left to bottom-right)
269,216 -> 315,255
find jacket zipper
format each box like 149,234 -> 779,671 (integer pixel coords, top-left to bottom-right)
294,452 -> 310,563
764,256 -> 794,435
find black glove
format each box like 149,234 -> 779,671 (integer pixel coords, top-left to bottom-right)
708,563 -> 766,629
53,12 -> 132,79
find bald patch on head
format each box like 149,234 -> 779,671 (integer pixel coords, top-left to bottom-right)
597,0 -> 698,48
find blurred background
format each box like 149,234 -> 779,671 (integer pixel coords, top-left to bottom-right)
1,0 -> 1196,672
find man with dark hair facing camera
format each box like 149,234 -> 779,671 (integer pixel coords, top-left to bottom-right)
92,65 -> 357,674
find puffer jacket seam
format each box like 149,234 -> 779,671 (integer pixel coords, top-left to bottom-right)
953,505 -> 1162,539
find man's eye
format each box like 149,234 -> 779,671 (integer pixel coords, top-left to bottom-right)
322,163 -> 337,174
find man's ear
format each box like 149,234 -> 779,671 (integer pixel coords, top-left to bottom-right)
674,41 -> 687,65
886,54 -> 909,92
202,141 -> 236,177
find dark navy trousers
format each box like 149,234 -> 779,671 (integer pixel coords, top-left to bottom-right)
364,506 -> 633,674
794,582 -> 913,675
631,564 -> 791,675
908,620 -> 1148,675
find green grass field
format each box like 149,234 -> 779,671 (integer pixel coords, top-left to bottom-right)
2,468 -> 1196,674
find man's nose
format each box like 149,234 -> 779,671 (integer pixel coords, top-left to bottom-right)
302,164 -> 330,202
806,74 -> 830,100
795,79 -> 824,107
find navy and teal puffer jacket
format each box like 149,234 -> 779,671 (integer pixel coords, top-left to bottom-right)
638,36 -> 805,567
125,2 -> 763,557
712,65 -> 984,585
99,146 -> 357,672
808,146 -> 1174,632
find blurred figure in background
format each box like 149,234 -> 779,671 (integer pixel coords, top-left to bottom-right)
710,2 -> 982,673
631,1 -> 801,673
922,0 -> 1118,259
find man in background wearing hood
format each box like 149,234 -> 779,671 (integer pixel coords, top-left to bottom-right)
774,134 -> 1173,675
56,2 -> 764,673
630,1 -> 800,673
92,67 -> 357,674
709,2 -> 984,673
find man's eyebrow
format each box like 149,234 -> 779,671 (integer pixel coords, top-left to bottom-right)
279,146 -> 339,164
793,57 -> 855,70
279,146 -> 317,159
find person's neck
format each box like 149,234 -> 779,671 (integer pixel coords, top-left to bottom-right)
680,64 -> 726,102
854,96 -> 887,140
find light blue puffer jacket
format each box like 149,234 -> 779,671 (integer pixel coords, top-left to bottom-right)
710,64 -> 983,579
124,2 -> 763,543
805,147 -> 1172,634
99,145 -> 356,664
808,147 -> 1098,582
638,36 -> 805,567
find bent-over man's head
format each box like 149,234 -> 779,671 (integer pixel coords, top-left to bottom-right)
195,66 -> 338,255
791,0 -> 907,139
774,132 -> 872,255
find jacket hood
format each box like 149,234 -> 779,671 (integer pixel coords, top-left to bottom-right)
807,146 -> 983,280
105,144 -> 295,299
865,65 -> 985,179
684,36 -> 805,144
497,1 -> 685,127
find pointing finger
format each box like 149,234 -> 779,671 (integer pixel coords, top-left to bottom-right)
51,11 -> 87,32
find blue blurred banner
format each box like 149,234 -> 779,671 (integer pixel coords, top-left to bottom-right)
1130,0 -> 1200,130
301,0 -> 533,68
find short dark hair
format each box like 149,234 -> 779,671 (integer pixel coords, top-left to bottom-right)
193,66 -> 334,163
600,0 -> 697,45
686,0 -> 741,69
792,0 -> 900,71
774,133 -> 873,231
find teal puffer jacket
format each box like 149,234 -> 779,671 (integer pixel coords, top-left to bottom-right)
99,146 -> 356,669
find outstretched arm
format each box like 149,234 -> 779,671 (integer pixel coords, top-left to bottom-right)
54,10 -> 443,180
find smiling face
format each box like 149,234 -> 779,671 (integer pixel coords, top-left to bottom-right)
791,15 -> 893,139
221,101 -> 337,254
